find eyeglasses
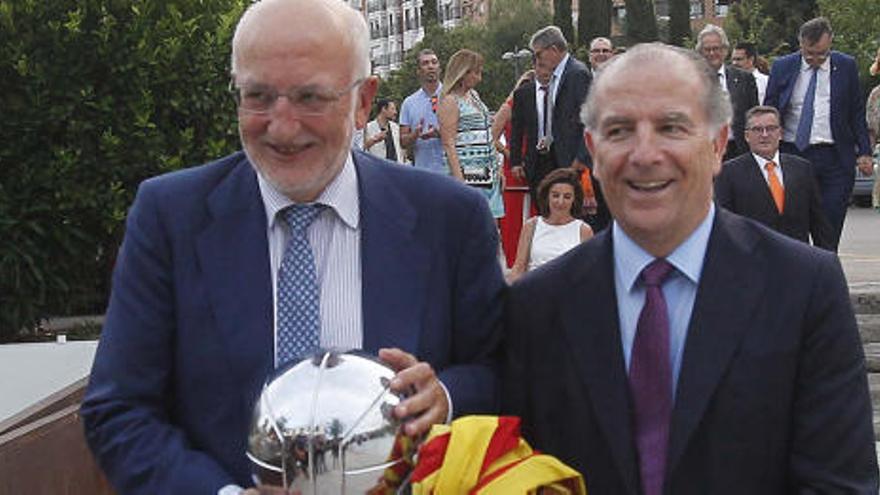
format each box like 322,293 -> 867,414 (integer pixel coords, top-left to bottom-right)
746,125 -> 780,135
590,48 -> 613,54
730,56 -> 747,62
230,78 -> 366,115
700,46 -> 726,54
430,95 -> 438,113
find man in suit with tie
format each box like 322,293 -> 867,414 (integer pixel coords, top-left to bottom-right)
765,16 -> 873,251
696,24 -> 759,162
510,26 -> 591,205
510,63 -> 553,205
715,105 -> 833,249
80,0 -> 505,493
503,43 -> 877,494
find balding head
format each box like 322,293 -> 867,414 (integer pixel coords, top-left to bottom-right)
231,0 -> 370,79
582,43 -> 731,138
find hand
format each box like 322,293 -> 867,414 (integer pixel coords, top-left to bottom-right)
378,348 -> 449,438
583,196 -> 598,215
420,125 -> 439,139
512,166 -> 526,181
857,155 -> 874,176
368,130 -> 387,147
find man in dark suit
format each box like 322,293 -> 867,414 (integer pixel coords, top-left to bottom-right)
510,63 -> 552,205
503,43 -> 877,494
80,1 -> 504,494
510,25 -> 591,205
765,16 -> 873,251
696,24 -> 759,162
716,105 -> 833,249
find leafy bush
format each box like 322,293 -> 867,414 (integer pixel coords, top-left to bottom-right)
0,0 -> 246,341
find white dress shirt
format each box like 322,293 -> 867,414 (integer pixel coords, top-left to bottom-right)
752,151 -> 785,188
782,57 -> 833,145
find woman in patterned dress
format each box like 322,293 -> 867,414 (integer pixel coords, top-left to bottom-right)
438,49 -> 505,219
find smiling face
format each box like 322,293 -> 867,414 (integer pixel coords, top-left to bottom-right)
585,51 -> 727,256
547,182 -> 576,218
698,33 -> 727,71
233,0 -> 376,202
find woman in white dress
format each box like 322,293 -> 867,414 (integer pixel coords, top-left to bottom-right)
507,168 -> 593,283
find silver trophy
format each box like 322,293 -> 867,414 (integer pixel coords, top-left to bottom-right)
246,350 -> 415,493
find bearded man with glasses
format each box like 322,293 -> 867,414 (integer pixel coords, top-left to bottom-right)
765,16 -> 873,251
81,0 -> 505,493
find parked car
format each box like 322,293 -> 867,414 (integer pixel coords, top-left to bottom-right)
852,164 -> 875,207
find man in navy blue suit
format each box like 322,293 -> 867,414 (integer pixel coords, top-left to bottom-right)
503,43 -> 877,494
765,17 -> 873,250
80,0 -> 504,493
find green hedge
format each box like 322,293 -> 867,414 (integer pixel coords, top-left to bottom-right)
0,0 -> 246,341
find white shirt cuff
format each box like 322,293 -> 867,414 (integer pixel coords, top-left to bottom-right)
219,484 -> 244,495
439,380 -> 454,424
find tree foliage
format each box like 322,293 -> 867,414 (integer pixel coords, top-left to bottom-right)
667,0 -> 691,47
818,0 -> 880,86
553,0 -> 575,47
578,0 -> 612,49
377,0 -> 551,111
0,0 -> 245,340
727,0 -> 818,57
623,0 -> 658,43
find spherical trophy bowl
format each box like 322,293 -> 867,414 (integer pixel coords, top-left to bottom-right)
246,350 -> 415,493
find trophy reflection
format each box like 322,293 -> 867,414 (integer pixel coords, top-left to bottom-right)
247,351 -> 416,494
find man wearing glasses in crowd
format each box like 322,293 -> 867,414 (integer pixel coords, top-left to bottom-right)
80,1 -> 505,493
765,16 -> 872,251
715,105 -> 833,250
400,49 -> 447,173
588,37 -> 614,74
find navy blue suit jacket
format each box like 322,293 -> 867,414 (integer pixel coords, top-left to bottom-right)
81,151 -> 504,493
503,209 -> 877,493
764,51 -> 871,170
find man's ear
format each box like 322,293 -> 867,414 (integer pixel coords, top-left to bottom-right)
355,76 -> 379,130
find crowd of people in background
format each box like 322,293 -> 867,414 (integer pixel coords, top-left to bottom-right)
350,15 -> 879,265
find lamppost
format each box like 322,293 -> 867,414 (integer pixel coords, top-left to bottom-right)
502,46 -> 532,80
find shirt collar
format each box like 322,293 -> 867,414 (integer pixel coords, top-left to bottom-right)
751,151 -> 781,169
421,82 -> 443,98
800,55 -> 831,72
553,53 -> 570,80
613,203 -> 715,292
256,153 -> 360,231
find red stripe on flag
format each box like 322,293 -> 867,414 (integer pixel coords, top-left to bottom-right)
411,432 -> 451,482
479,416 -> 521,476
469,455 -> 533,494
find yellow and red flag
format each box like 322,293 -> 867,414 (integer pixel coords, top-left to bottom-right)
411,416 -> 586,495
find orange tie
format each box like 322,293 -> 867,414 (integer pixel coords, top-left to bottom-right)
765,161 -> 784,213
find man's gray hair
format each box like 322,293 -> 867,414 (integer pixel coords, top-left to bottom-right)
695,24 -> 730,51
530,26 -> 568,52
580,43 -> 732,138
230,0 -> 371,78
590,37 -> 613,50
799,17 -> 833,44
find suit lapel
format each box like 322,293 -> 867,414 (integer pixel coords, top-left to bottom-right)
560,231 -> 640,495
667,210 -> 765,472
356,153 -> 429,354
743,155 -> 781,216
197,156 -> 274,394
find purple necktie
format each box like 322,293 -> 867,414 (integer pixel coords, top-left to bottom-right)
629,258 -> 674,495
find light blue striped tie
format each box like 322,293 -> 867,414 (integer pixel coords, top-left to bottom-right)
276,204 -> 324,368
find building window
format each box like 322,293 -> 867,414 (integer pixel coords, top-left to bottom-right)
690,0 -> 704,18
714,0 -> 729,17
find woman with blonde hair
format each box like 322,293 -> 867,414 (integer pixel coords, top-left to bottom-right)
438,49 -> 504,219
